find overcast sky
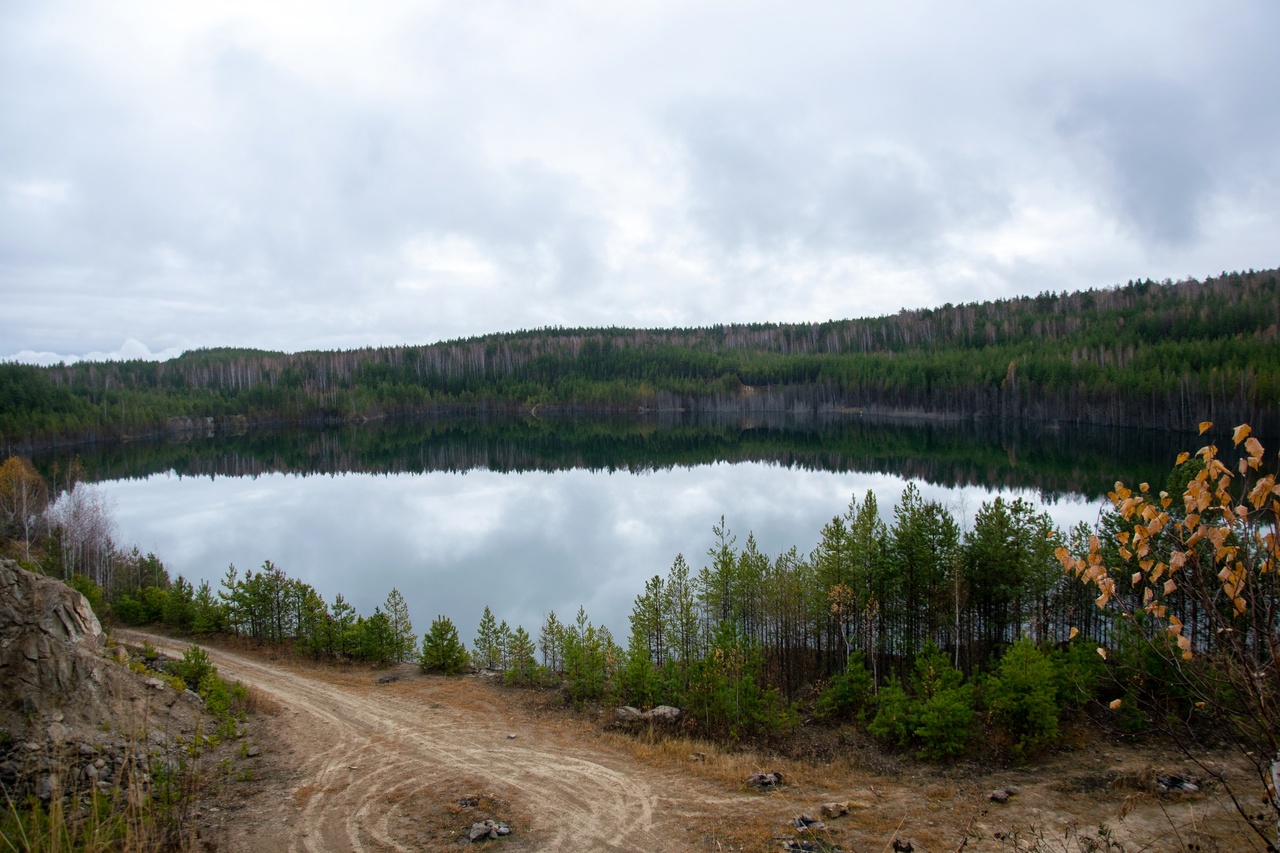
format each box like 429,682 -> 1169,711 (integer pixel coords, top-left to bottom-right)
3,1 -> 1277,365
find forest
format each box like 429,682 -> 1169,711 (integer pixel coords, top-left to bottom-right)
29,412 -> 1196,503
3,268 -> 1278,449
3,422 -> 1275,768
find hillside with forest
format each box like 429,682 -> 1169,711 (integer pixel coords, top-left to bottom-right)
2,268 -> 1278,449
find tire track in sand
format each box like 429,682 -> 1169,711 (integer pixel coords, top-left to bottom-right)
122,632 -> 700,851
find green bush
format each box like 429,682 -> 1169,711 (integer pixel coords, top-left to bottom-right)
912,683 -> 975,760
1051,636 -> 1104,709
868,646 -> 976,760
169,645 -> 216,691
420,616 -> 469,674
816,657 -> 874,721
984,637 -> 1060,759
867,676 -> 913,746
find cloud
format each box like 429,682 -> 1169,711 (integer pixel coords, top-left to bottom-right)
6,338 -> 184,367
669,98 -> 1009,259
1054,79 -> 1212,247
1,1 -> 1277,361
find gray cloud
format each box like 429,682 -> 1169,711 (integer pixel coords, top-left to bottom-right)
1055,79 -> 1213,246
670,98 -> 1008,258
1,2 -> 1276,361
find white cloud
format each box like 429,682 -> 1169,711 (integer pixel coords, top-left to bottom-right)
1,1 -> 1276,361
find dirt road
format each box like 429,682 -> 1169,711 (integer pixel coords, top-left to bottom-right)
122,631 -> 767,852
120,631 -> 1267,853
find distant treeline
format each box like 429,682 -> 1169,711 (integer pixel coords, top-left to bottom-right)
32,413 -> 1200,503
3,269 -> 1278,447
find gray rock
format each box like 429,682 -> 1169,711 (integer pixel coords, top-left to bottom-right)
0,560 -> 109,727
467,819 -> 512,842
614,706 -> 644,723
747,771 -> 784,788
646,705 -> 681,722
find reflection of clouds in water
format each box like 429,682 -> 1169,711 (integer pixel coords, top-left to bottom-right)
100,466 -> 1105,642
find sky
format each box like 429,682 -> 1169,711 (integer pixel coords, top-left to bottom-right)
3,1 -> 1277,365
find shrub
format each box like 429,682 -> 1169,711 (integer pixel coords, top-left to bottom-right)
984,637 -> 1060,759
912,683 -> 975,760
169,645 -> 216,691
867,675 -> 913,746
816,657 -> 874,721
420,616 -> 468,675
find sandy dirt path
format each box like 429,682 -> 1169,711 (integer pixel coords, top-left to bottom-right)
121,631 -> 763,852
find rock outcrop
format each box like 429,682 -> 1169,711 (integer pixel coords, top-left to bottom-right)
0,558 -> 195,738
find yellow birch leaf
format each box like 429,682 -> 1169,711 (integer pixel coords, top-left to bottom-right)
1140,482 -> 1150,493
1200,421 -> 1213,435
1245,436 -> 1263,459
1097,647 -> 1107,660
1176,451 -> 1190,466
1233,424 -> 1251,445
1248,476 -> 1274,509
1164,578 -> 1177,595
1109,698 -> 1122,710
1069,626 -> 1079,640
1182,650 -> 1193,661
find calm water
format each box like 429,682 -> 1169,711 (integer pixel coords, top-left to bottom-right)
50,415 -> 1201,642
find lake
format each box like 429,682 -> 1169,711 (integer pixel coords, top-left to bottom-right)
39,414 -> 1202,643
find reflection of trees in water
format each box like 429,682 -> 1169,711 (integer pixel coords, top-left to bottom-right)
37,413 -> 1198,501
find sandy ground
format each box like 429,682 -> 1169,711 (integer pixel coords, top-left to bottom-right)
119,630 -> 1270,853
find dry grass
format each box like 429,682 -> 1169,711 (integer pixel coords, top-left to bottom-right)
242,684 -> 284,716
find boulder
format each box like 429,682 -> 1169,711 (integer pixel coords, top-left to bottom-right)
614,706 -> 644,723
0,559 -> 109,726
0,559 -> 203,745
647,705 -> 681,722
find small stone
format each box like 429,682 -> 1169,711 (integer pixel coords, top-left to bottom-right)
990,789 -> 1010,803
820,802 -> 849,819
245,745 -> 262,758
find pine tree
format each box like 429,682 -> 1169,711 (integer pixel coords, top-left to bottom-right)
474,605 -> 500,670
383,588 -> 415,663
420,616 -> 468,674
504,626 -> 539,685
